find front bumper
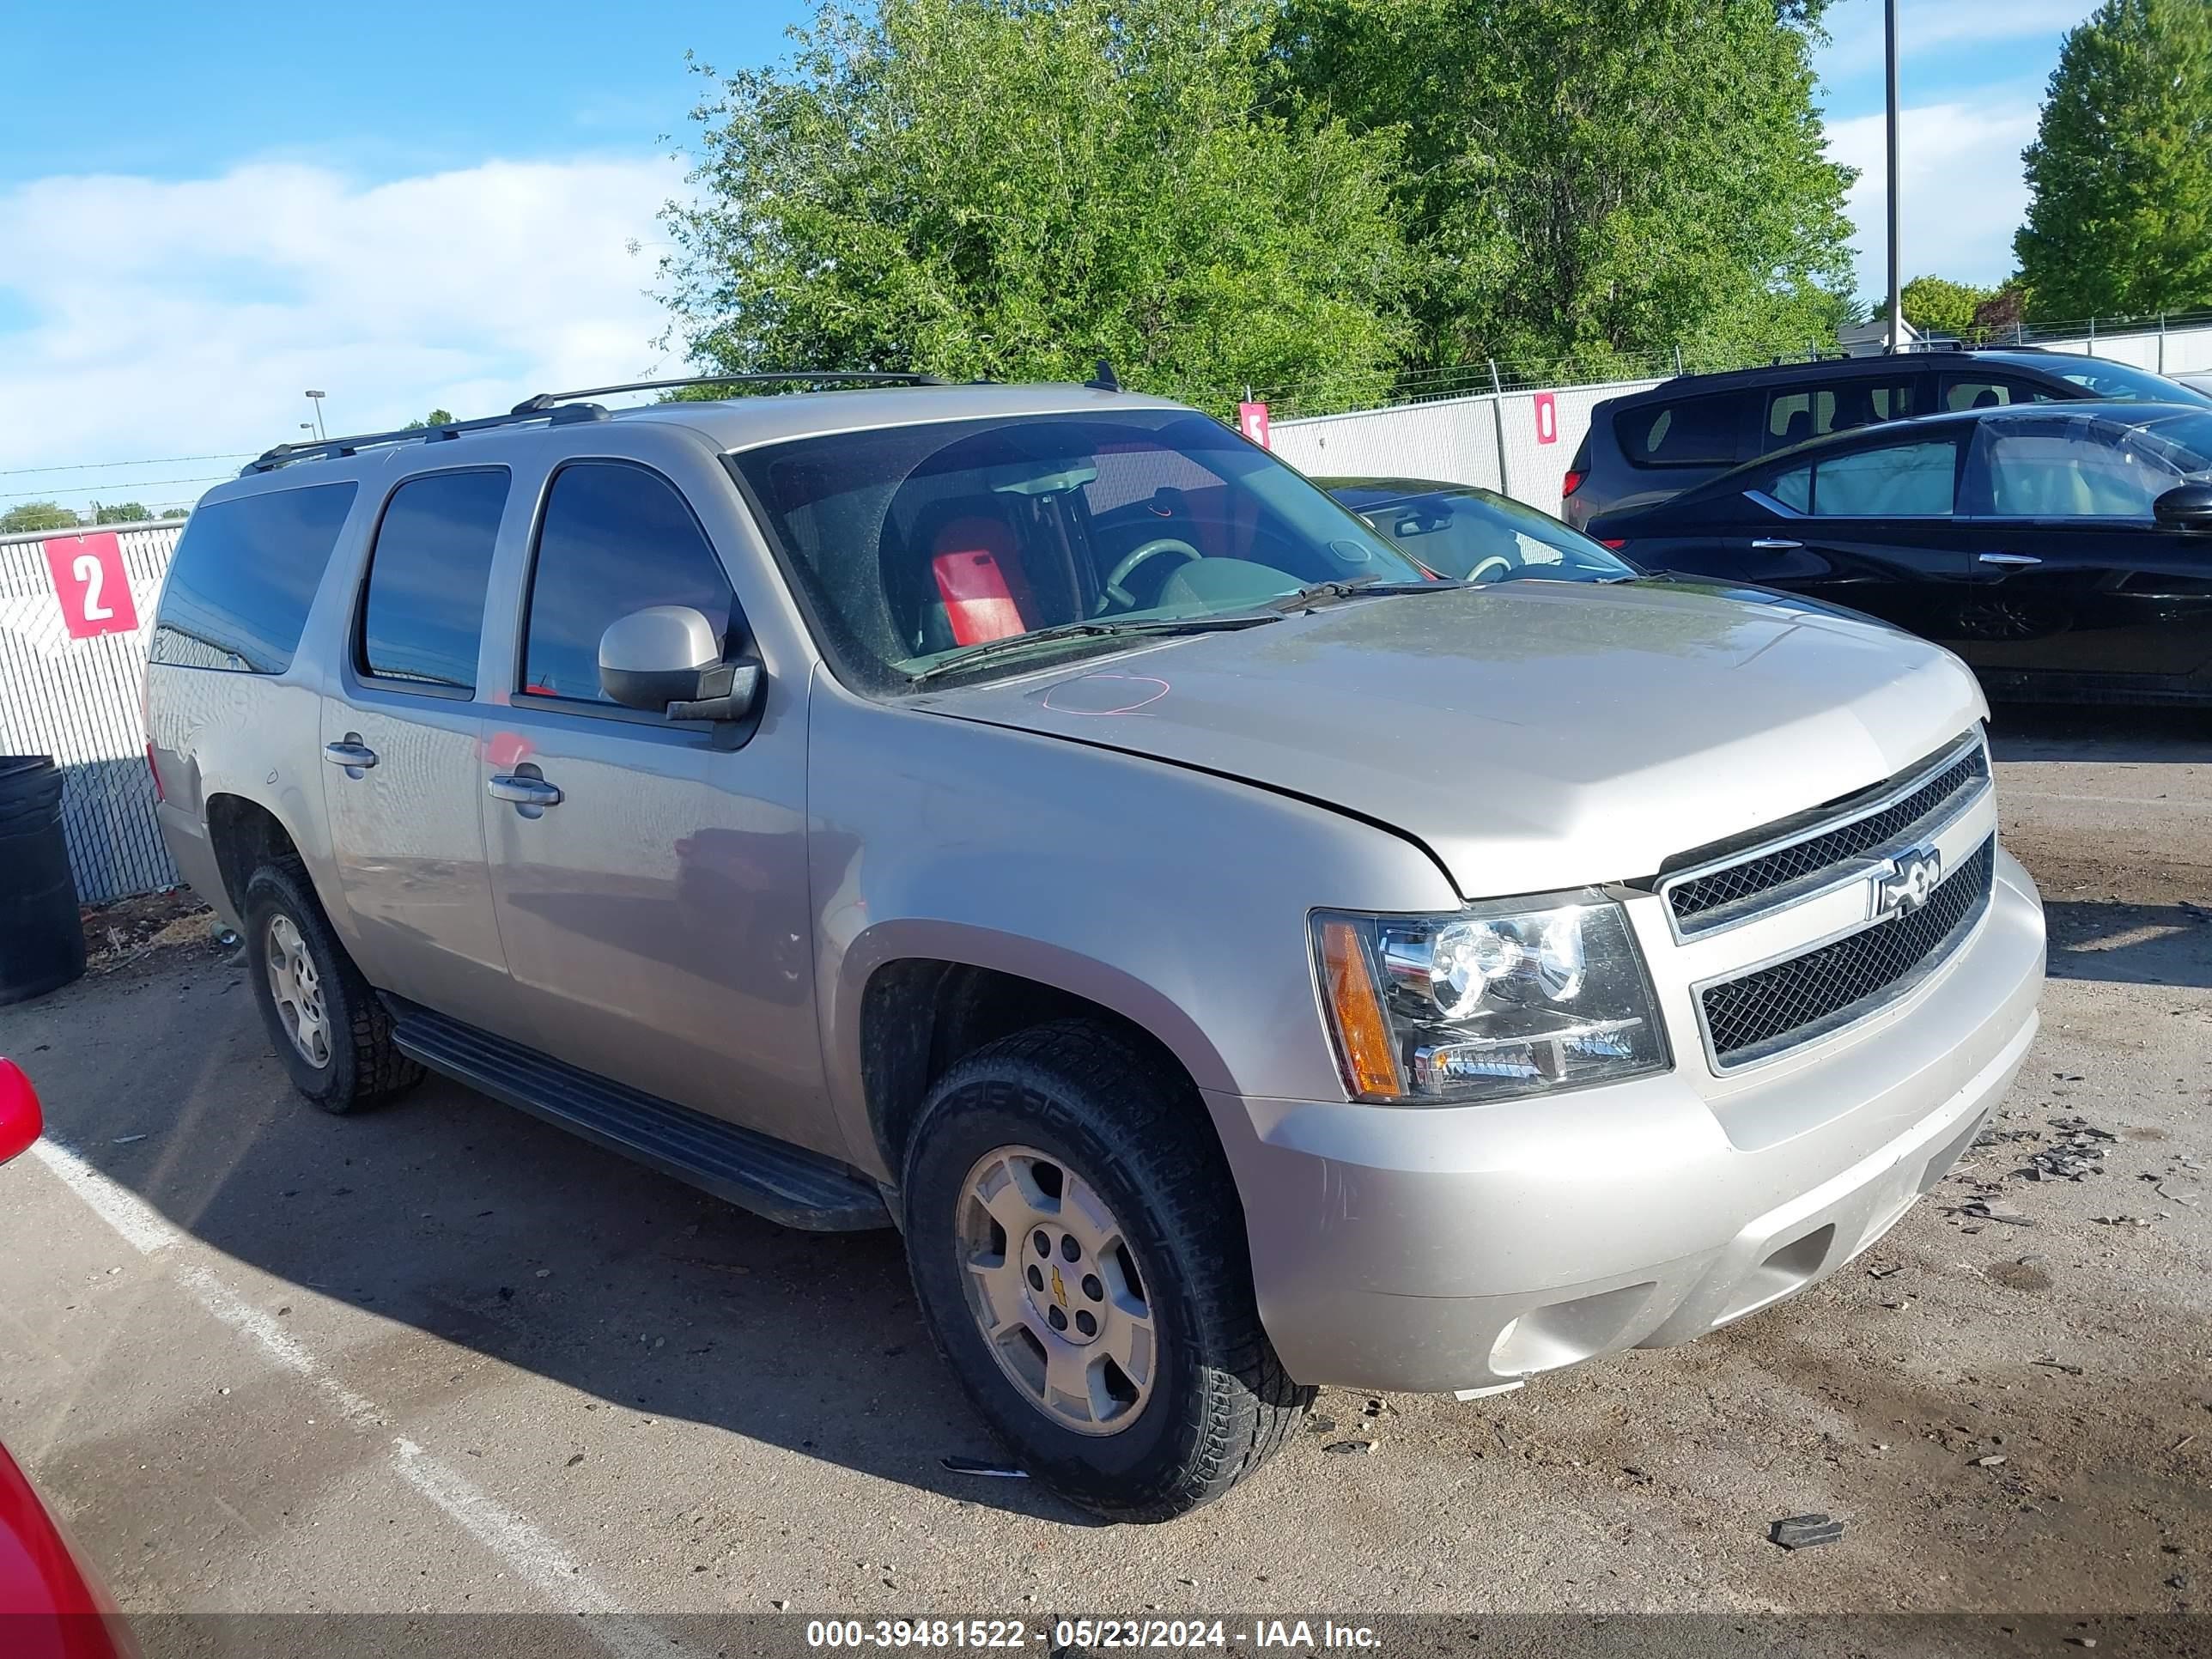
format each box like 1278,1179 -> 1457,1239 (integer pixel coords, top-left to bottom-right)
1206,848 -> 2045,1394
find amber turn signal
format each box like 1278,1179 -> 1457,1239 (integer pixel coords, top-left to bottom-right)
1319,919 -> 1402,1099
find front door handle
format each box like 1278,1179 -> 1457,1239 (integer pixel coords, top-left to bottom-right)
1750,537 -> 1802,550
1978,552 -> 2042,567
322,739 -> 378,770
487,774 -> 562,808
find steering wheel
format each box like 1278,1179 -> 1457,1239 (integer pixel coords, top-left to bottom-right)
1097,538 -> 1203,614
1466,554 -> 1515,584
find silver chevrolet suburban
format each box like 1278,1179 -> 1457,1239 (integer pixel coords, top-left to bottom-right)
146,376 -> 2046,1521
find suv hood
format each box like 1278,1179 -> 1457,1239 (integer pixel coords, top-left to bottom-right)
914,580 -> 1986,899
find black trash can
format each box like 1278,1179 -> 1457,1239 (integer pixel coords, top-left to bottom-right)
0,757 -> 87,1005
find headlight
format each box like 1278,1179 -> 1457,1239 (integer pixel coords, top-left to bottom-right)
1312,895 -> 1668,1104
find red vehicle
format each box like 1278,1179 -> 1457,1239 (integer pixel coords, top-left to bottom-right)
0,1059 -> 133,1658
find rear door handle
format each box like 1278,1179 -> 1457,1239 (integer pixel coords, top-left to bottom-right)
1750,538 -> 1802,550
487,774 -> 562,808
1978,552 -> 2042,567
322,739 -> 378,770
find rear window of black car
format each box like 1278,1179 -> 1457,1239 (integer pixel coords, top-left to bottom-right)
1615,392 -> 1747,467
150,483 -> 358,673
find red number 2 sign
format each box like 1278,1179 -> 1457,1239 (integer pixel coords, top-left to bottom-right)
42,532 -> 139,641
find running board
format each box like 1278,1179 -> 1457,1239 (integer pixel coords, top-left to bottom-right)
386,1003 -> 890,1232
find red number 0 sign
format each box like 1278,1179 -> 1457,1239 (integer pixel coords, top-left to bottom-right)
41,532 -> 139,641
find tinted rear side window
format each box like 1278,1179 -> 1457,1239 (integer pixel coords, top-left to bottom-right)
358,469 -> 509,690
1614,392 -> 1747,466
1941,376 -> 2055,411
1762,379 -> 1918,452
150,483 -> 358,672
521,462 -> 737,704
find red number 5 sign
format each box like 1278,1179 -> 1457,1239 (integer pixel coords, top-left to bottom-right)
41,532 -> 139,641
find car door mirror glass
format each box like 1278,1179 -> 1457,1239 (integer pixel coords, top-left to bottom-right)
2152,481 -> 2212,532
599,605 -> 721,710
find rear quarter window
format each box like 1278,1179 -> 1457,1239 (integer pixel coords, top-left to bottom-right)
150,483 -> 358,673
1614,392 -> 1748,467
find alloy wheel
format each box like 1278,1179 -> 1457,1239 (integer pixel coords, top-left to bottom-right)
264,913 -> 331,1068
956,1145 -> 1158,1436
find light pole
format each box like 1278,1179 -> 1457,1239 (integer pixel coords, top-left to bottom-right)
304,390 -> 327,441
1885,0 -> 1903,354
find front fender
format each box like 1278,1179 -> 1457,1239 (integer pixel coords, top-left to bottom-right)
806,676 -> 1460,1182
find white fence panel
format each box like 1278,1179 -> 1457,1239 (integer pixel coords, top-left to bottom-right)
0,520 -> 184,904
1269,393 -> 1506,491
1273,379 -> 1663,512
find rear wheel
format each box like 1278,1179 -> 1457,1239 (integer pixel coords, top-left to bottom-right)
242,863 -> 421,1113
902,1020 -> 1310,1521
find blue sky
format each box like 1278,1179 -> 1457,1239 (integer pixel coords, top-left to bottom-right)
0,3 -> 809,185
0,0 -> 2095,509
1811,0 -> 2096,304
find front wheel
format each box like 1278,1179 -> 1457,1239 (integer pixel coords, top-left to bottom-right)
902,1021 -> 1310,1521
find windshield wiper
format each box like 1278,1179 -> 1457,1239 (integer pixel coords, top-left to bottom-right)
1268,576 -> 1466,612
907,613 -> 1280,685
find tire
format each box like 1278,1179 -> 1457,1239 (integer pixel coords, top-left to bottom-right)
241,862 -> 422,1114
902,1019 -> 1311,1522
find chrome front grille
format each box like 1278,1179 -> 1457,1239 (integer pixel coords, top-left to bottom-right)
1661,734 -> 1990,939
1698,836 -> 1996,1069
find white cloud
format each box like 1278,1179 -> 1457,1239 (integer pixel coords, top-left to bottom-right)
1812,0 -> 2094,81
0,157 -> 683,512
1827,96 -> 2041,298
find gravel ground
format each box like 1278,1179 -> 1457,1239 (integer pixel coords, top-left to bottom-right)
0,706 -> 2205,1650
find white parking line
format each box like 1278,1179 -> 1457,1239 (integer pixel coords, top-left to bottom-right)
28,1136 -> 680,1659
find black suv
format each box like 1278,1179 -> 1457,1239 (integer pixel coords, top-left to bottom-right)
1561,349 -> 2212,528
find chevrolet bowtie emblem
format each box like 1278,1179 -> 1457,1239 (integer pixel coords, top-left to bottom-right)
1875,846 -> 1942,919
1049,1265 -> 1069,1309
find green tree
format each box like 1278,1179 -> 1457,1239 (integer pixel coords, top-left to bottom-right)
1900,275 -> 1993,337
1272,0 -> 1857,380
2016,0 -> 2212,320
400,408 -> 457,430
660,0 -> 1413,413
0,501 -> 81,534
92,501 -> 153,525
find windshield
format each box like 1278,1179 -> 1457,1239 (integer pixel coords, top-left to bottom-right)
1351,485 -> 1637,582
2124,409 -> 2212,472
730,410 -> 1430,690
2042,358 -> 2212,406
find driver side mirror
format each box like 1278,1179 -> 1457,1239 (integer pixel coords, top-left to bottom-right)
2153,481 -> 2212,532
598,605 -> 762,722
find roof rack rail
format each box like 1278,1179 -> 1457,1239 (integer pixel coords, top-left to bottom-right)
509,370 -> 945,413
244,400 -> 609,474
244,370 -> 945,476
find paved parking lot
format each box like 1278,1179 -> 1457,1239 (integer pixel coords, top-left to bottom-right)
2,708 -> 2207,1643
